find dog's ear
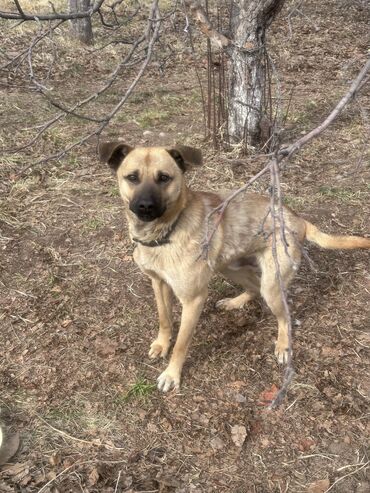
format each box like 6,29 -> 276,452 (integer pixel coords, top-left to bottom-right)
98,141 -> 133,171
167,145 -> 203,172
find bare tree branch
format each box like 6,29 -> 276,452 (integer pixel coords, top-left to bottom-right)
0,0 -> 106,21
1,27 -> 147,155
280,57 -> 370,159
268,157 -> 295,409
201,163 -> 270,258
202,57 -> 370,245
15,0 -> 161,177
0,20 -> 65,71
201,57 -> 370,407
13,0 -> 25,17
183,0 -> 231,49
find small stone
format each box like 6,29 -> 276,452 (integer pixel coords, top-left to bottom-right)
210,437 -> 225,450
234,394 -> 247,402
231,424 -> 247,447
143,130 -> 153,136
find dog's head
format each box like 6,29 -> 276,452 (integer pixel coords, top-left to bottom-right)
99,143 -> 202,222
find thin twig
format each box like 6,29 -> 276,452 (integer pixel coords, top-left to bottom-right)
1,34 -> 146,155
324,461 -> 369,493
268,157 -> 295,409
35,414 -> 125,451
1,0 -> 105,21
201,163 -> 270,258
114,470 -> 122,493
183,0 -> 231,49
203,58 -> 370,252
201,58 -> 370,407
280,57 -> 370,158
15,0 -> 161,176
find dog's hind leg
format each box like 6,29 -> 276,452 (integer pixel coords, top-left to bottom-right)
217,265 -> 260,311
259,241 -> 301,364
216,291 -> 255,310
149,278 -> 173,359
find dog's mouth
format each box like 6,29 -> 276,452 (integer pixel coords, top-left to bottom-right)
135,210 -> 165,222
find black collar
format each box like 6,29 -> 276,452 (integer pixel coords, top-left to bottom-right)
132,212 -> 183,248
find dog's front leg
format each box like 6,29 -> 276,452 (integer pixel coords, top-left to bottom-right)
157,290 -> 208,392
149,278 -> 173,359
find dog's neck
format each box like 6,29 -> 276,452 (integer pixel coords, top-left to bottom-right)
127,188 -> 188,246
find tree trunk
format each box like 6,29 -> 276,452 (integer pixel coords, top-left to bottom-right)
228,0 -> 284,147
69,0 -> 94,45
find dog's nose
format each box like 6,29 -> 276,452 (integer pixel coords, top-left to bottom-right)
138,200 -> 154,213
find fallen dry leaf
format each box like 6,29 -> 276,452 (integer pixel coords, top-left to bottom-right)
260,437 -> 270,448
258,384 -> 280,406
1,462 -> 31,485
307,478 -> 330,493
231,425 -> 247,447
32,471 -> 46,486
94,336 -> 118,357
1,462 -> 28,477
87,466 -> 100,486
228,380 -> 245,390
297,437 -> 316,452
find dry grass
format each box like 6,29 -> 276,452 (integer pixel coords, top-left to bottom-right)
0,0 -> 370,491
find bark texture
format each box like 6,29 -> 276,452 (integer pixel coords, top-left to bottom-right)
69,0 -> 94,45
228,0 -> 285,146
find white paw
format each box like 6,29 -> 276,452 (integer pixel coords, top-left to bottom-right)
157,368 -> 180,392
148,339 -> 170,359
216,296 -> 250,311
216,298 -> 237,311
275,342 -> 291,365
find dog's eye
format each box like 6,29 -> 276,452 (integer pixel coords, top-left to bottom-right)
125,174 -> 139,184
158,174 -> 172,184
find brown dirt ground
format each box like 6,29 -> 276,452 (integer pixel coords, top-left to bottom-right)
0,0 -> 369,492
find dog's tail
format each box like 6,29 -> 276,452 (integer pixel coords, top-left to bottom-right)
304,221 -> 370,250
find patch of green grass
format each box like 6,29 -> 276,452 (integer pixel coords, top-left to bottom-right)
126,378 -> 156,399
211,277 -> 230,296
318,186 -> 365,202
287,106 -> 309,125
304,99 -> 318,111
119,377 -> 156,402
42,127 -> 66,147
10,176 -> 39,196
48,272 -> 58,288
283,195 -> 306,209
136,109 -> 170,129
108,186 -> 120,197
130,91 -> 154,104
156,93 -> 183,107
84,218 -> 104,230
189,89 -> 202,104
46,406 -> 83,423
1,154 -> 24,167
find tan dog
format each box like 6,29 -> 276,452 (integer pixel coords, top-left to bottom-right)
99,142 -> 370,392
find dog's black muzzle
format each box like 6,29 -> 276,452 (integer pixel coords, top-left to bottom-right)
129,187 -> 165,222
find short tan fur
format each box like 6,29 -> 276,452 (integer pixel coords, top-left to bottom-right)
100,142 -> 370,392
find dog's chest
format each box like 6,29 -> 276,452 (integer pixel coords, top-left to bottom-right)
133,243 -> 211,298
